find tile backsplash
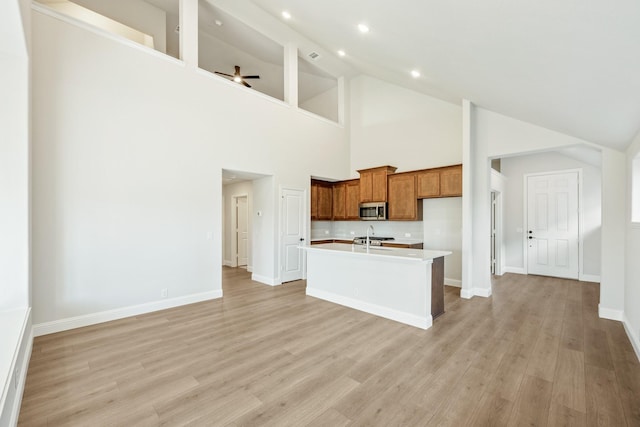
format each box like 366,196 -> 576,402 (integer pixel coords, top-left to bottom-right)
311,220 -> 424,241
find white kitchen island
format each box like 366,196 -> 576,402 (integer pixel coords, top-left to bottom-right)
301,243 -> 451,330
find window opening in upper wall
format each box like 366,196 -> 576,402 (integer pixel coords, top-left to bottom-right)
198,1 -> 284,101
298,53 -> 339,123
36,0 -> 181,60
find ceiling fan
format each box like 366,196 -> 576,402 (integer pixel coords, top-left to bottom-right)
214,65 -> 260,88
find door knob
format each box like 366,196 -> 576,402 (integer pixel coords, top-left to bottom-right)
528,236 -> 533,239
299,238 -> 305,241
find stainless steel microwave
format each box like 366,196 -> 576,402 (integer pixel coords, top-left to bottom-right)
359,202 -> 387,220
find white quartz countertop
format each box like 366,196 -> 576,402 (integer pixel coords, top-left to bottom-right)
301,243 -> 450,262
310,237 -> 424,245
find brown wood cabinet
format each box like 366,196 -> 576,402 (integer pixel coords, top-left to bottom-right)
344,180 -> 360,220
416,170 -> 440,198
332,182 -> 346,220
380,242 -> 424,249
387,172 -> 423,220
331,180 -> 360,221
416,164 -> 462,198
440,165 -> 462,197
358,166 -> 397,202
311,180 -> 333,220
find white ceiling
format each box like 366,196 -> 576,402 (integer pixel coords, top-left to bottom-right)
250,0 -> 640,151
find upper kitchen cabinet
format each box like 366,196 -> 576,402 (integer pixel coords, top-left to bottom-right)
311,180 -> 333,220
440,165 -> 462,197
416,164 -> 462,198
358,166 -> 397,202
344,180 -> 360,220
388,172 -> 423,221
332,179 -> 359,221
332,182 -> 346,220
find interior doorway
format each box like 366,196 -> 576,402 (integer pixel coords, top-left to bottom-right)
234,195 -> 248,267
525,170 -> 580,279
281,187 -> 306,283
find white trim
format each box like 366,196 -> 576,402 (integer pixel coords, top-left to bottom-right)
231,193 -> 249,269
503,266 -> 526,275
7,327 -> 31,427
251,273 -> 280,286
460,289 -> 474,299
246,265 -> 253,273
598,304 -> 624,322
223,260 -> 234,267
474,287 -> 492,298
623,314 -> 640,363
0,308 -> 32,427
306,287 -> 432,330
580,274 -> 601,283
33,291 -> 222,337
444,278 -> 462,287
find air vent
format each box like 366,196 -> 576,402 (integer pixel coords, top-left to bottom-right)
308,51 -> 321,61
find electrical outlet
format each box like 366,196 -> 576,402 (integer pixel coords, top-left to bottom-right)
350,231 -> 355,235
161,288 -> 168,298
404,233 -> 411,237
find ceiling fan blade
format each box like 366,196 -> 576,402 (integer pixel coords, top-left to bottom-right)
215,71 -> 234,78
241,75 -> 260,79
242,80 -> 252,88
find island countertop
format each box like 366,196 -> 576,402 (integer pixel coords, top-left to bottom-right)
301,243 -> 451,263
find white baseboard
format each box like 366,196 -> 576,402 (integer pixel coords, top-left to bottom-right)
0,308 -> 32,427
460,289 -> 474,299
598,304 -> 624,322
247,265 -> 253,273
474,287 -> 492,298
33,290 -> 223,337
503,266 -> 526,275
251,274 -> 280,286
223,260 -> 234,267
580,274 -> 601,283
444,278 -> 462,288
306,287 -> 432,330
623,315 -> 640,363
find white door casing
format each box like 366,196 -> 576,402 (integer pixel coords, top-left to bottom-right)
236,196 -> 248,267
526,171 -> 579,279
281,188 -> 305,283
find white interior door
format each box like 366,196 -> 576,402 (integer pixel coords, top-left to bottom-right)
236,196 -> 248,267
527,171 -> 579,279
281,188 -> 305,283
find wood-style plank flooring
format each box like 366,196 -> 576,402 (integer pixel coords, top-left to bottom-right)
19,269 -> 640,426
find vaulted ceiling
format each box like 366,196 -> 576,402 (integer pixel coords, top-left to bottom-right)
249,0 -> 640,151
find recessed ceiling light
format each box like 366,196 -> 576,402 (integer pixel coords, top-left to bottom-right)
282,10 -> 291,20
357,23 -> 370,33
214,19 -> 223,27
411,70 -> 421,78
337,50 -> 346,57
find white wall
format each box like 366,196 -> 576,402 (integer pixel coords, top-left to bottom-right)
222,180 -> 253,268
423,198 -> 462,285
0,0 -> 29,311
299,86 -> 338,123
30,9 -> 349,325
475,106 -> 626,318
626,130 -> 640,358
350,75 -> 462,175
500,151 -> 602,278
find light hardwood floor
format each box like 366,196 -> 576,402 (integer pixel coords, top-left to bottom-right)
19,268 -> 640,426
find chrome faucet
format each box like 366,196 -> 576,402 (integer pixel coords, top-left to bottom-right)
366,225 -> 375,251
